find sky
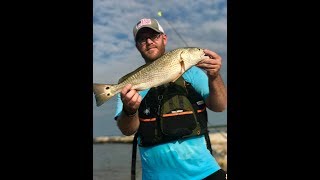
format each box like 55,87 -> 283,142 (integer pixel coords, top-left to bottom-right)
93,0 -> 227,137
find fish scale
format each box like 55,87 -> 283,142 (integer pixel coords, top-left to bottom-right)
93,47 -> 207,107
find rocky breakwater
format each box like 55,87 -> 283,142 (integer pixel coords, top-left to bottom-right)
209,132 -> 227,172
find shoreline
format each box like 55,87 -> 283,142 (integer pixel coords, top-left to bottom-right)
93,132 -> 226,144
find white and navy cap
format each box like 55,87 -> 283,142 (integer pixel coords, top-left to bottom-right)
133,18 -> 165,41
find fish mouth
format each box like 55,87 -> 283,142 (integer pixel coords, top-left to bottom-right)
200,51 -> 207,59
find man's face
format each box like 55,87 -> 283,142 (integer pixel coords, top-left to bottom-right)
135,28 -> 167,62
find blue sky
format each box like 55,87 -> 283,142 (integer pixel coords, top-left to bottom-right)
93,0 -> 227,137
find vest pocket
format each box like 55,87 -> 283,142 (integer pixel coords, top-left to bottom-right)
160,95 -> 199,137
138,118 -> 161,146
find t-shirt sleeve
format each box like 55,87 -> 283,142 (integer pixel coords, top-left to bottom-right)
114,93 -> 123,120
182,66 -> 210,100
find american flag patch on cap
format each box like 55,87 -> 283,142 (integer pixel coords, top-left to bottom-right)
136,19 -> 152,29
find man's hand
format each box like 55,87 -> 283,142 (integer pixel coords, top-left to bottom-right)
196,49 -> 222,79
120,84 -> 142,115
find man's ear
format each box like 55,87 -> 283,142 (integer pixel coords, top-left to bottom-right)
162,34 -> 167,46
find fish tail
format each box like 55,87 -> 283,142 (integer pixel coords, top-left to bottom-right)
93,83 -> 117,106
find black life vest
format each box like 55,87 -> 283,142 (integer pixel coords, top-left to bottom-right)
137,76 -> 210,146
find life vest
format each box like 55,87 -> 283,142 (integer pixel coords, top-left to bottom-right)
137,76 -> 210,147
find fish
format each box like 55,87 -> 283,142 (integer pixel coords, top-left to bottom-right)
93,47 -> 207,107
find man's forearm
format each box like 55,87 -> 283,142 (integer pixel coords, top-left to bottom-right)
205,74 -> 227,112
117,111 -> 140,136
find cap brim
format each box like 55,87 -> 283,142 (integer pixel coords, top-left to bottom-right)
135,26 -> 162,41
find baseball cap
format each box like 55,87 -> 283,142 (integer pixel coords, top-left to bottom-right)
133,18 -> 165,41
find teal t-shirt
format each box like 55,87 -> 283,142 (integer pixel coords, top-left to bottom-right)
114,66 -> 221,179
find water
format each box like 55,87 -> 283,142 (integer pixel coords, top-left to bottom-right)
93,143 -> 142,180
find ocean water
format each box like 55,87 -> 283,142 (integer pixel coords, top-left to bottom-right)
93,143 -> 142,180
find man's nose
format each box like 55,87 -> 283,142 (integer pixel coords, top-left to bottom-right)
146,38 -> 154,44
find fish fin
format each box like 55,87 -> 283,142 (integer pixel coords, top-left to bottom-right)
118,63 -> 152,83
180,58 -> 186,74
179,51 -> 186,73
172,57 -> 185,82
93,83 -> 116,106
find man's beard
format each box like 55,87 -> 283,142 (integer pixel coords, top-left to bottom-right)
141,43 -> 165,62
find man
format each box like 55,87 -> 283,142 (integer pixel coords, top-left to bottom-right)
114,18 -> 227,180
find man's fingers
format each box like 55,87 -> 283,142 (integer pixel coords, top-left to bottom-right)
203,49 -> 220,59
121,84 -> 133,98
197,58 -> 221,69
127,91 -> 139,106
197,63 -> 219,69
121,84 -> 138,103
132,95 -> 142,110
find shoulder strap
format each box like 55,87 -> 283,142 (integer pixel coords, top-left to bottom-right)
131,133 -> 138,180
204,132 -> 213,154
184,78 -> 213,155
174,76 -> 185,87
